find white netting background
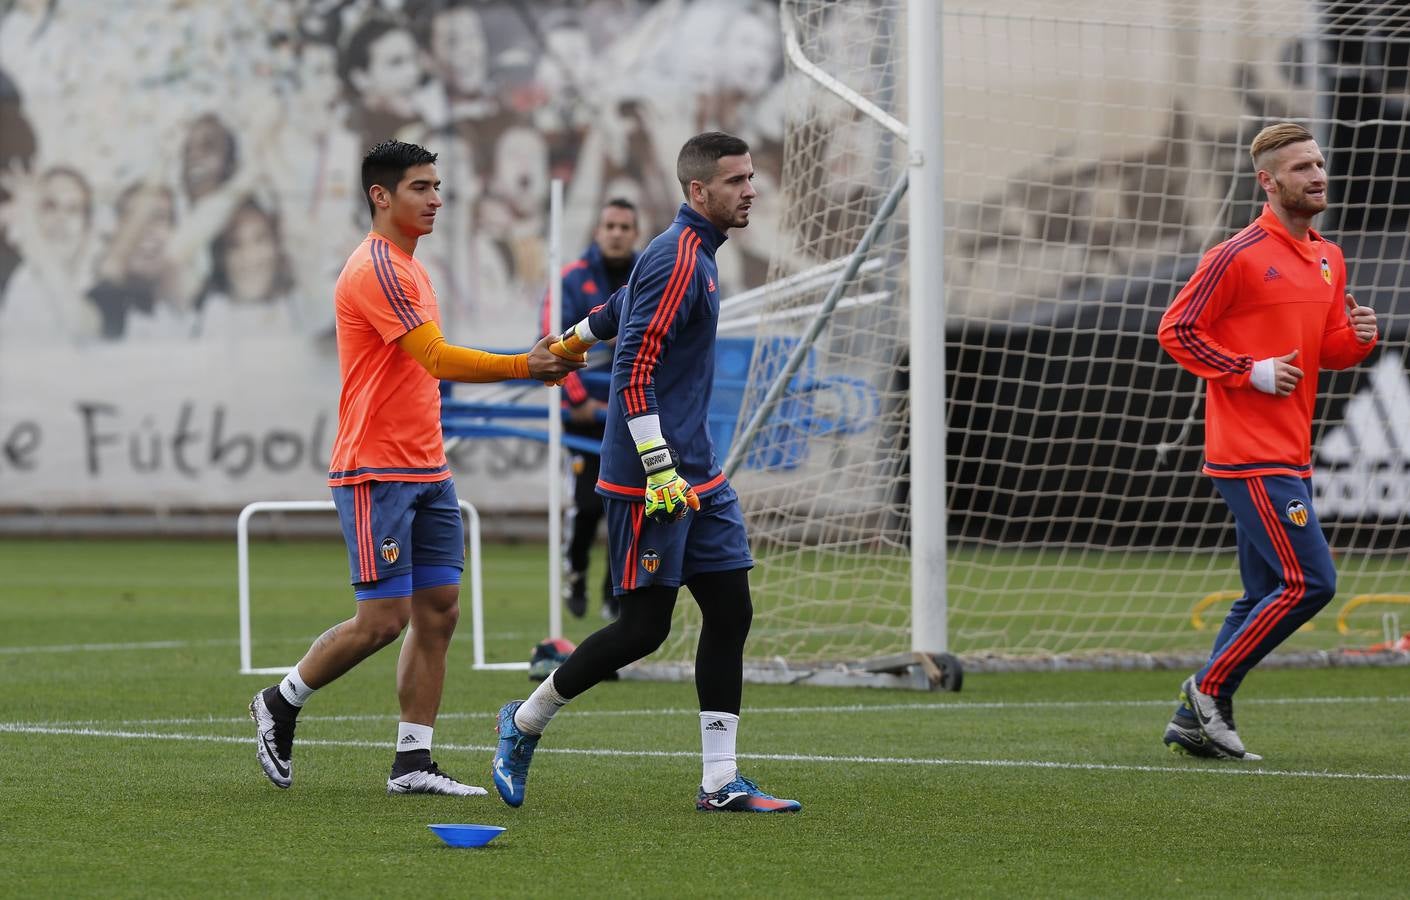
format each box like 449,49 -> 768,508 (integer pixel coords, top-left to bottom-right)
658,0 -> 1410,669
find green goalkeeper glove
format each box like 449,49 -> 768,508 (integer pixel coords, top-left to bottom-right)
637,438 -> 700,524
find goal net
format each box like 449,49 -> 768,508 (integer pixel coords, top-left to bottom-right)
649,0 -> 1410,679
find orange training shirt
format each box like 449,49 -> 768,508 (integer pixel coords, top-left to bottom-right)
1158,204 -> 1376,479
327,233 -> 449,487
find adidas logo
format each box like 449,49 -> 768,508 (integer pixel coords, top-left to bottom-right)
704,719 -> 728,732
1314,352 -> 1410,518
1263,266 -> 1281,281
400,734 -> 421,744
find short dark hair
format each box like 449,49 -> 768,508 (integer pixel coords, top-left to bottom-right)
361,139 -> 438,218
676,132 -> 749,198
603,196 -> 638,218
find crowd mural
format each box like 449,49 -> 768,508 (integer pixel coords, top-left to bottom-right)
0,0 -> 792,507
0,0 -> 789,351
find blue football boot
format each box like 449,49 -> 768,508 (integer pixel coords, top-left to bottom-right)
492,700 -> 540,807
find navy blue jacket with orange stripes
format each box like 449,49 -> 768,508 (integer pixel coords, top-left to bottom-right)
591,204 -> 730,502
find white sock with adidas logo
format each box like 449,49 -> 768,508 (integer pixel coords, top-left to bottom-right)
397,722 -> 433,753
700,711 -> 740,793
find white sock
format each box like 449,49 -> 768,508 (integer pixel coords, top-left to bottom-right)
278,666 -> 315,707
700,711 -> 740,792
514,671 -> 568,736
396,721 -> 433,753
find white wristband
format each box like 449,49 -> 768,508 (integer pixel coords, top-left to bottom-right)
627,413 -> 663,446
572,318 -> 601,345
1251,357 -> 1277,394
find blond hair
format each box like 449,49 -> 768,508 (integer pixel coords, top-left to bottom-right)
1250,122 -> 1315,171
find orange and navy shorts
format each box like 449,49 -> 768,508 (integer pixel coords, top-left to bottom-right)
604,484 -> 753,596
331,478 -> 464,596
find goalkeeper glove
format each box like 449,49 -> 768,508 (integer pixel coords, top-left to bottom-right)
542,328 -> 591,386
637,438 -> 700,524
548,330 -> 591,362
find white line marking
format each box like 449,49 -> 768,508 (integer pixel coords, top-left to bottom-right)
2,722 -> 1407,783
0,632 -> 535,655
22,694 -> 1408,728
0,640 -> 216,655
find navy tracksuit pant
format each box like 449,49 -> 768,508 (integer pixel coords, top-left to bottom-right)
1195,474 -> 1337,698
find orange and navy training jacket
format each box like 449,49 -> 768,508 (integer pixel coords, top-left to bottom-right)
1158,204 -> 1377,479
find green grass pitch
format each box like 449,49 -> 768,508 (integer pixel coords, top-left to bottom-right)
2,539 -> 1408,898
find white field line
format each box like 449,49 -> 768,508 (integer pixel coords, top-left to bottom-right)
0,632 -> 535,655
0,640 -> 206,655
1,722 -> 1408,783
12,694 -> 1410,729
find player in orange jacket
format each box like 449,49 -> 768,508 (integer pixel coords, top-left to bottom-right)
1157,122 -> 1378,759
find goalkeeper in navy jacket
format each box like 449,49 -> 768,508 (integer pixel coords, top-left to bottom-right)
539,199 -> 641,620
491,132 -> 801,814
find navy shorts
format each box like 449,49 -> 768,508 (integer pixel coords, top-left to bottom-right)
604,484 -> 753,595
331,478 -> 465,589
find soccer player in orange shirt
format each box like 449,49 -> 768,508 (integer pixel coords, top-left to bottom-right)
1158,122 -> 1378,760
250,139 -> 583,795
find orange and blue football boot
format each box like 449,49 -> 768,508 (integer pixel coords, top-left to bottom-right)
696,775 -> 801,813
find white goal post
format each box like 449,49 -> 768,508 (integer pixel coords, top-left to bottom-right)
236,499 -> 532,675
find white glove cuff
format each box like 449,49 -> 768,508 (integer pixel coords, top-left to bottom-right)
572,318 -> 602,345
1251,357 -> 1277,394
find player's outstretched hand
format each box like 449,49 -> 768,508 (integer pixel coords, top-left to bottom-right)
1345,293 -> 1377,344
527,334 -> 586,384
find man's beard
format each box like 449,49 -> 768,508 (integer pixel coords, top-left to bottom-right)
708,196 -> 747,228
1276,178 -> 1327,215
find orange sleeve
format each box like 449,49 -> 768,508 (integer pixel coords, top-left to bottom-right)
398,321 -> 529,382
1158,245 -> 1254,387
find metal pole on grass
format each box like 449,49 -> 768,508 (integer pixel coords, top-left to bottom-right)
907,0 -> 948,655
547,179 -> 564,640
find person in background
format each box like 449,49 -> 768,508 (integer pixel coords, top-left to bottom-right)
541,197 -> 641,619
